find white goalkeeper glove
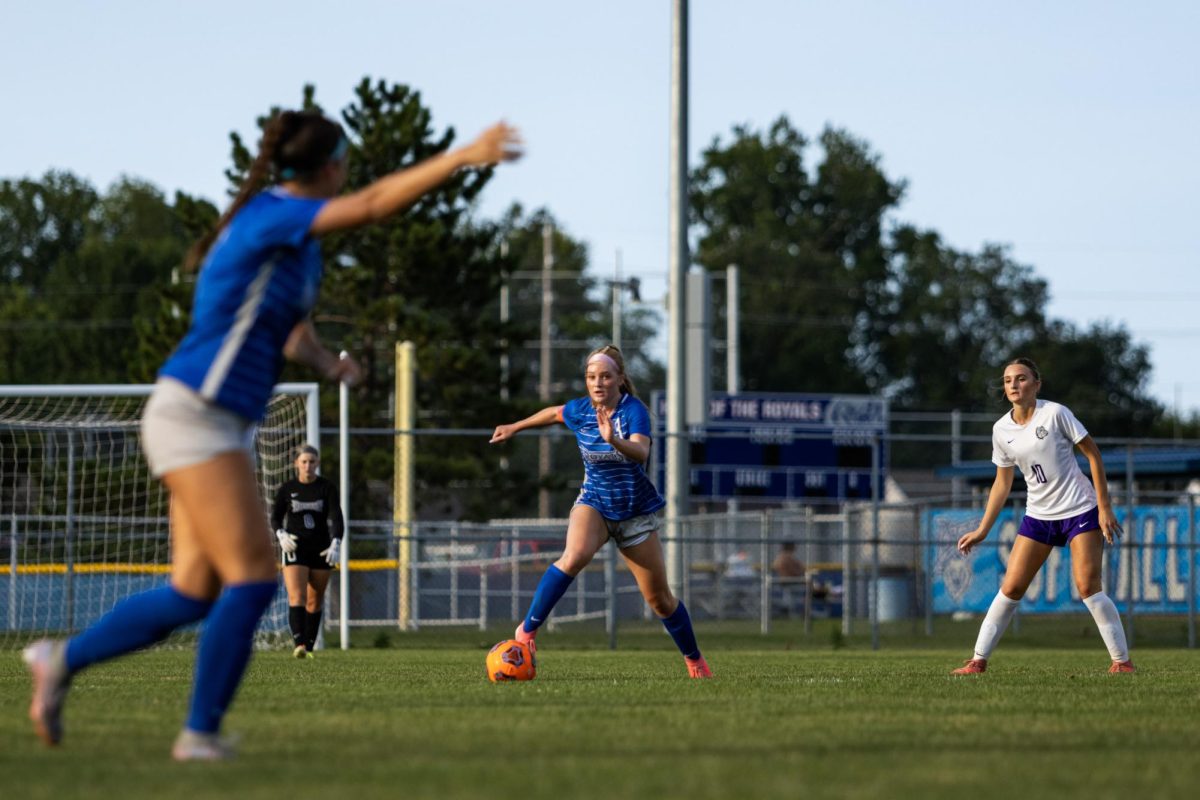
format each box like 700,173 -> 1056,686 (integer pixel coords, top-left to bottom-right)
275,529 -> 298,555
320,538 -> 341,567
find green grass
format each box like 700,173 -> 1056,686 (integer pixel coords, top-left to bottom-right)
2,621 -> 1198,800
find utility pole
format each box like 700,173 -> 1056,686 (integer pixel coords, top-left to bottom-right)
612,249 -> 623,350
666,0 -> 689,591
726,264 -> 739,396
539,221 -> 554,518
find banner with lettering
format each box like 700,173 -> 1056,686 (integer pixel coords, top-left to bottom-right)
928,507 -> 1198,613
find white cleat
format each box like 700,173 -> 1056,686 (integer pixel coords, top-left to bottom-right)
23,639 -> 71,746
171,729 -> 238,762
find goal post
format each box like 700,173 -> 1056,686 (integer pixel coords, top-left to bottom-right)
0,382 -> 319,650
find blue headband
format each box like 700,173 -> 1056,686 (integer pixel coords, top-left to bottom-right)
279,136 -> 349,180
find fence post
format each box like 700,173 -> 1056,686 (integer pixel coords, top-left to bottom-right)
760,510 -> 770,636
870,436 -> 880,652
8,513 -> 17,632
410,530 -> 421,631
923,503 -> 933,637
606,540 -> 618,650
842,508 -> 852,637
911,504 -> 920,636
804,505 -> 814,636
510,525 -> 520,623
450,523 -> 460,622
65,430 -> 76,636
340,368 -> 352,647
1189,493 -> 1196,649
1125,445 -> 1136,646
479,562 -> 488,632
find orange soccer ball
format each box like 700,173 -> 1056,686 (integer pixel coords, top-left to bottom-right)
486,639 -> 536,682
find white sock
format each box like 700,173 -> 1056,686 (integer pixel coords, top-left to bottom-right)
1082,591 -> 1130,662
972,592 -> 1020,660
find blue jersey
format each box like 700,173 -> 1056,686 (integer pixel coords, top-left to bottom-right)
560,394 -> 665,521
160,189 -> 327,421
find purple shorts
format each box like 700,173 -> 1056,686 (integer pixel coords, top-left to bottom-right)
1017,506 -> 1100,547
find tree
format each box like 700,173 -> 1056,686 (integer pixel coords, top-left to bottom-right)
690,116 -> 1161,437
0,172 -> 192,384
866,226 -> 1049,408
690,119 -> 904,393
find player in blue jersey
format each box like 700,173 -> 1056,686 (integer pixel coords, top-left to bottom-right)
951,357 -> 1133,675
489,345 -> 713,678
23,110 -> 522,759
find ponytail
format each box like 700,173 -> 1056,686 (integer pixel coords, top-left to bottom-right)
182,113 -> 289,273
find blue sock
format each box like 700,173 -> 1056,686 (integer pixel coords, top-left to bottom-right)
659,601 -> 701,660
65,584 -> 213,673
523,565 -> 574,633
186,581 -> 277,734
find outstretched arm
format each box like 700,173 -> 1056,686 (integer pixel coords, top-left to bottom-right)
310,122 -> 522,236
283,321 -> 362,386
958,467 -> 1015,554
1076,435 -> 1121,543
490,406 -> 563,444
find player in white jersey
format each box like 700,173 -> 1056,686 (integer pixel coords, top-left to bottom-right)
952,358 -> 1133,675
22,110 -> 522,760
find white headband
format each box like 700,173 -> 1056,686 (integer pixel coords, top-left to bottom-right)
587,353 -> 621,374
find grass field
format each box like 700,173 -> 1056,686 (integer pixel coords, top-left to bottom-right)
2,620 -> 1198,800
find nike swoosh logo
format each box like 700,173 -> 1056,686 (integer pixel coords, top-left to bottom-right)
530,616 -> 542,623
1006,439 -> 1015,444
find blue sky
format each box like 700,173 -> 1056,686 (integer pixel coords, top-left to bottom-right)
2,2 -> 1197,412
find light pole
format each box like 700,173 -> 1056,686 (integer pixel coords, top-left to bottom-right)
608,275 -> 641,350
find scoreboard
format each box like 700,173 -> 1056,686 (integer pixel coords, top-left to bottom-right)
651,392 -> 888,502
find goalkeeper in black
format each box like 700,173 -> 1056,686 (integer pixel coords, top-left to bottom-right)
271,445 -> 344,658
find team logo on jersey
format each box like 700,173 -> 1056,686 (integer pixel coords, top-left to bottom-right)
1035,426 -> 1049,439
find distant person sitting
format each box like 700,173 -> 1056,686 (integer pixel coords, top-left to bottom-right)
772,543 -> 805,580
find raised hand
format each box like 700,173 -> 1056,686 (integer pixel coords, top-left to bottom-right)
490,424 -> 518,444
595,405 -> 614,444
463,122 -> 523,167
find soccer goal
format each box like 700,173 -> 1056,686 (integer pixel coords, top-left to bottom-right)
0,383 -> 319,651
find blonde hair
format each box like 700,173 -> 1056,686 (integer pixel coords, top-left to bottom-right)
586,344 -> 638,398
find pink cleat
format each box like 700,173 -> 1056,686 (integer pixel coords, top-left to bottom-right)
1108,660 -> 1136,674
514,622 -> 538,657
22,639 -> 71,746
685,655 -> 714,679
952,658 -> 988,675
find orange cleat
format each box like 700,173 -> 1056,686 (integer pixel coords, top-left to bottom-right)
685,655 -> 714,679
952,658 -> 988,675
514,622 -> 538,657
1108,660 -> 1136,674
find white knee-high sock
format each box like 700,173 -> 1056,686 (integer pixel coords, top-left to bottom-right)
1082,591 -> 1130,662
972,593 -> 1020,660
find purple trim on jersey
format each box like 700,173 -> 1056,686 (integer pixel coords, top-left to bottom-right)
1017,506 -> 1101,547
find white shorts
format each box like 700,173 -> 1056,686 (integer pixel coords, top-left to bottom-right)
141,378 -> 255,477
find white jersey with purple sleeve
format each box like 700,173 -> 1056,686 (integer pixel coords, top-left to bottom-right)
560,394 -> 666,521
991,399 -> 1097,520
160,189 -> 327,422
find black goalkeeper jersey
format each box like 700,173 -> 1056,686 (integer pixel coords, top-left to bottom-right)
271,477 -> 344,542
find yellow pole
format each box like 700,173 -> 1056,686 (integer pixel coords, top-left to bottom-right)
395,341 -> 416,629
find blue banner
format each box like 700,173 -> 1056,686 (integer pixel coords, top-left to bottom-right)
928,507 -> 1198,613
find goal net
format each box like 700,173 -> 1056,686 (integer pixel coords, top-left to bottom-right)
0,383 -> 318,651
